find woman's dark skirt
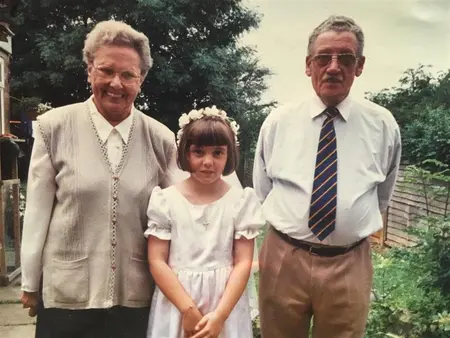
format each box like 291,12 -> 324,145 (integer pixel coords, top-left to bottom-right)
35,279 -> 150,338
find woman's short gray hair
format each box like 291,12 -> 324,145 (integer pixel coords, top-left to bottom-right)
307,15 -> 365,57
83,20 -> 153,77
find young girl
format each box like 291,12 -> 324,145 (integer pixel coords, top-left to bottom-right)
145,106 -> 264,338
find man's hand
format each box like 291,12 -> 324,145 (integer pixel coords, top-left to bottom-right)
20,291 -> 38,317
182,306 -> 203,337
191,312 -> 226,338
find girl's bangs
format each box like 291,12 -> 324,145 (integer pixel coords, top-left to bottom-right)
187,120 -> 232,147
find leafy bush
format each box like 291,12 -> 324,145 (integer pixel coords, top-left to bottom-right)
367,217 -> 450,337
366,65 -> 450,166
402,107 -> 450,166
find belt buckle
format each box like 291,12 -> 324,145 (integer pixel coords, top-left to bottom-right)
308,245 -> 319,256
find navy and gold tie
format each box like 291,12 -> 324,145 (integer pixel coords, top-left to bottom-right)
308,107 -> 339,241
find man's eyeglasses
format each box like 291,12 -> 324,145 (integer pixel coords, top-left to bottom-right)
93,65 -> 141,84
312,54 -> 357,67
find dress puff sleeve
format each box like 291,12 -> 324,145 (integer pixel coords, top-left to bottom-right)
144,186 -> 172,240
234,187 -> 266,240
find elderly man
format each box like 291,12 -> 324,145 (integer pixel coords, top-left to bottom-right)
254,15 -> 401,338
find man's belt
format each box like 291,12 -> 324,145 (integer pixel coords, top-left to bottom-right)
272,226 -> 366,257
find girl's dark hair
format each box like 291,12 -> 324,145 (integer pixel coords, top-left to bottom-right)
177,116 -> 239,176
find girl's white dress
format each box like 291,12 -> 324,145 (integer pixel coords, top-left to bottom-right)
145,185 -> 264,338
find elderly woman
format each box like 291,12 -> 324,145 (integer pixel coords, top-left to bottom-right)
19,20 -> 218,338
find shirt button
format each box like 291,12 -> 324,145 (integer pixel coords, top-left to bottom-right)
111,264 -> 116,271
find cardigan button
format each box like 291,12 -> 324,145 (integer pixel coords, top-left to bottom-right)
111,241 -> 117,247
111,264 -> 116,271
112,176 -> 119,181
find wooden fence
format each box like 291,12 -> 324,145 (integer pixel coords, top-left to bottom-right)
382,166 -> 448,247
240,160 -> 449,248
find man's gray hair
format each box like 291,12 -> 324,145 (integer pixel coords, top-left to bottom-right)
83,20 -> 153,77
307,15 -> 365,57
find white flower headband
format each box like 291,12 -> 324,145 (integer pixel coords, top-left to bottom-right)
176,105 -> 240,146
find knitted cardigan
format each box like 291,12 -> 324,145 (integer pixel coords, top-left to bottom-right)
21,99 -> 178,309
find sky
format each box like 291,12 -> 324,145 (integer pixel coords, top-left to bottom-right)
240,0 -> 450,105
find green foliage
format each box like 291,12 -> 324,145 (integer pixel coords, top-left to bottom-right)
402,108 -> 450,166
11,0 -> 275,152
252,316 -> 261,338
433,312 -> 450,333
366,65 -> 450,165
235,105 -> 269,159
10,96 -> 41,119
366,65 -> 450,130
367,218 -> 450,337
366,160 -> 450,337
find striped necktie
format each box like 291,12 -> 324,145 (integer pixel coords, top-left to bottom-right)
308,107 -> 339,241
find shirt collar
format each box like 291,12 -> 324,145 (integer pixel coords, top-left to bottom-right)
87,95 -> 134,144
309,91 -> 353,121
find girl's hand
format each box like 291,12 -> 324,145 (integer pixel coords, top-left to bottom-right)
191,312 -> 226,338
182,306 -> 203,337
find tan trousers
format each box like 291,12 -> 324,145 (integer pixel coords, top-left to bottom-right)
258,227 -> 373,338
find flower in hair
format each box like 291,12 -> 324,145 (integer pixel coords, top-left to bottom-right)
176,105 -> 240,146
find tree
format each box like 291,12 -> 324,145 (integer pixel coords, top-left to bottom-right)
366,65 -> 450,165
366,65 -> 450,129
11,0 -> 275,153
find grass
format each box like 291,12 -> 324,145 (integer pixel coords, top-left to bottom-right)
252,224 -> 268,291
